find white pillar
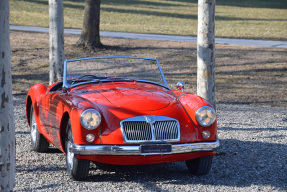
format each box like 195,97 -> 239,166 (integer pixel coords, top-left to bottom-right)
0,0 -> 16,191
49,0 -> 65,85
197,0 -> 216,108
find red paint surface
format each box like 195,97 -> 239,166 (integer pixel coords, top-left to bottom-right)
77,151 -> 216,165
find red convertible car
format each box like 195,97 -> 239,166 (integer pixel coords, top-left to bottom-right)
26,56 -> 219,180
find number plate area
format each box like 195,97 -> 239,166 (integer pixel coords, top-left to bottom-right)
140,144 -> 172,155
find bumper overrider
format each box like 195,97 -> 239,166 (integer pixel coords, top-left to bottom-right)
70,140 -> 220,156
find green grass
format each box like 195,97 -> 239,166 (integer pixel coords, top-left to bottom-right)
10,0 -> 287,40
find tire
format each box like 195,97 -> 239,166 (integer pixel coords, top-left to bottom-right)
185,156 -> 213,176
30,106 -> 49,152
66,120 -> 90,181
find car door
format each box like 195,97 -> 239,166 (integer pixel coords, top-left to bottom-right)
39,89 -> 61,145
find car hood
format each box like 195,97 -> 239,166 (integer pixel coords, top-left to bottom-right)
100,89 -> 170,111
71,83 -> 174,111
70,82 -> 197,144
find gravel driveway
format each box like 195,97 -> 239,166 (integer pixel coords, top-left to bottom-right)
13,95 -> 287,191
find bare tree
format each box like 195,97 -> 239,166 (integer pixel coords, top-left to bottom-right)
49,0 -> 65,85
0,0 -> 16,190
77,0 -> 103,51
197,0 -> 216,108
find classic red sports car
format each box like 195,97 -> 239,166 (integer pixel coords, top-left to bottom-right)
26,56 -> 219,180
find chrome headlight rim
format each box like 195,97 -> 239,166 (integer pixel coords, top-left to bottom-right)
196,106 -> 216,127
80,109 -> 101,130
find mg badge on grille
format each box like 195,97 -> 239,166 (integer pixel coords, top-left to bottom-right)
144,115 -> 155,124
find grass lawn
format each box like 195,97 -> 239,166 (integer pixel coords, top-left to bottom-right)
9,0 -> 287,41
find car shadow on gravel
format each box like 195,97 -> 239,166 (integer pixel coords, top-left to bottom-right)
84,139 -> 286,191
46,148 -> 62,154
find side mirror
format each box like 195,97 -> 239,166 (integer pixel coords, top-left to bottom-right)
176,81 -> 185,91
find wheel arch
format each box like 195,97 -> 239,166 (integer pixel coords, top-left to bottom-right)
60,111 -> 70,153
26,96 -> 33,127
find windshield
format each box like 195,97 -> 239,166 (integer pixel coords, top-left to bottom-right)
63,56 -> 169,89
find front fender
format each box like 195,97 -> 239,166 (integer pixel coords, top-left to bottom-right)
173,91 -> 217,141
47,93 -> 103,152
61,95 -> 102,145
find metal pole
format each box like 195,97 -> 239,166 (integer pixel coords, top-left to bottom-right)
197,0 -> 216,108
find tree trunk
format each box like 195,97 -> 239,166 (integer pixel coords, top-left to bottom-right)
49,0 -> 65,85
197,0 -> 216,109
0,0 -> 16,191
77,0 -> 103,51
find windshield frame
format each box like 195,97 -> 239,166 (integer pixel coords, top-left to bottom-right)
62,56 -> 169,90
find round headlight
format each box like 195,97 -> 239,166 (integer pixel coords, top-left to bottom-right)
80,109 -> 101,130
196,106 -> 216,127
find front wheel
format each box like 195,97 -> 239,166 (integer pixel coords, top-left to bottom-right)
66,120 -> 90,181
185,156 -> 213,176
30,106 -> 49,152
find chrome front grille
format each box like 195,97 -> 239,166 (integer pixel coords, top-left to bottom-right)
153,121 -> 179,140
120,115 -> 180,143
122,121 -> 152,141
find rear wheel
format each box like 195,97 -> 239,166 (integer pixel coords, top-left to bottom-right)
66,120 -> 90,181
185,156 -> 213,176
30,106 -> 49,152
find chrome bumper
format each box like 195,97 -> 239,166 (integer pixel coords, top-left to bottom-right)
70,140 -> 220,156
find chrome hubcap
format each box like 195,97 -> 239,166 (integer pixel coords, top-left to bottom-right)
67,141 -> 74,170
31,114 -> 37,144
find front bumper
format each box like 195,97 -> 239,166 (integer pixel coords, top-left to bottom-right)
70,140 -> 220,156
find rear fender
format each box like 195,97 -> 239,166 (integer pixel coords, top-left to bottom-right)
26,84 -> 48,129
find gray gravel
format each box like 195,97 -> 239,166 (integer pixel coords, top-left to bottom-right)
13,95 -> 287,191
